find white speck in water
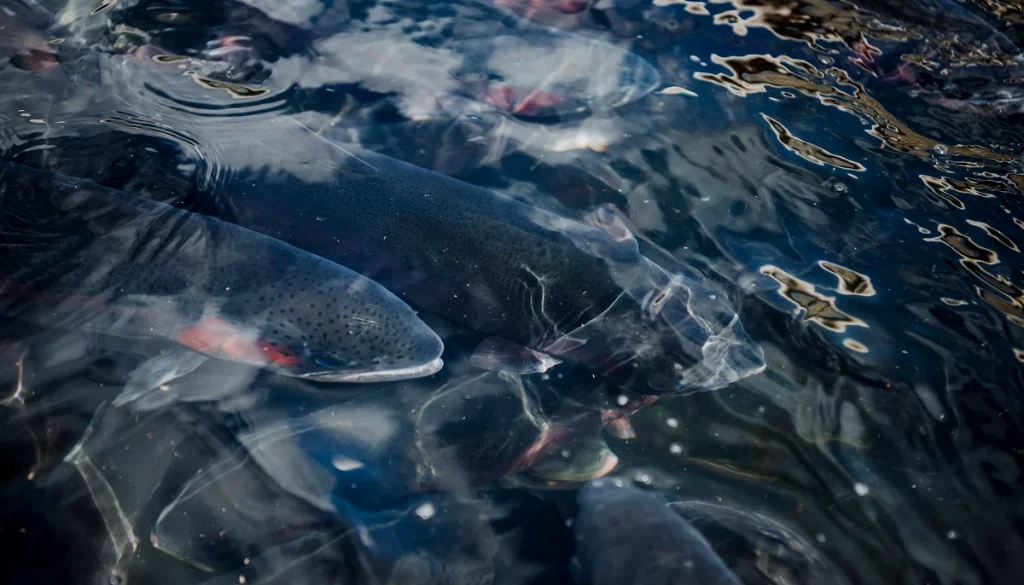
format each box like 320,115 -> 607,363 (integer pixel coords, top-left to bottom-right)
757,406 -> 766,413
331,455 -> 364,471
683,559 -> 695,569
666,417 -> 679,428
854,483 -> 870,496
833,183 -> 847,193
616,395 -> 628,406
634,472 -> 651,484
159,384 -> 171,391
28,119 -> 45,124
669,443 -> 682,454
612,478 -> 624,488
224,287 -> 231,291
238,576 -> 246,584
933,144 -> 949,156
560,449 -> 571,458
816,533 -> 827,543
415,503 -> 436,520
947,530 -> 958,540
243,558 -> 250,566
658,86 -> 698,97
689,55 -> 700,62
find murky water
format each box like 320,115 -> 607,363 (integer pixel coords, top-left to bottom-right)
1,1 -> 1023,584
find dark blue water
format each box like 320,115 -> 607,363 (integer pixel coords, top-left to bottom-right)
1,1 -> 1023,584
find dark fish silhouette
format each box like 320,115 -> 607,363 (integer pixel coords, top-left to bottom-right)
574,480 -> 743,585
0,161 -> 443,403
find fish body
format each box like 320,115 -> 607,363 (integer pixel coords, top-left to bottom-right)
301,5 -> 660,121
574,480 -> 743,585
856,0 -> 1018,56
672,500 -> 851,585
211,124 -> 763,394
0,161 -> 443,385
449,31 -> 660,118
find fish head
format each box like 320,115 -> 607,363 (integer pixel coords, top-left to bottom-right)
260,280 -> 444,382
453,33 -> 660,119
210,260 -> 444,383
546,258 -> 765,395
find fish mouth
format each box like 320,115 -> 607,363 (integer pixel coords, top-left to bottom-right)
300,357 -> 444,383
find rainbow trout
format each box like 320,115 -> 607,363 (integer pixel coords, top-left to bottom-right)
0,161 -> 443,404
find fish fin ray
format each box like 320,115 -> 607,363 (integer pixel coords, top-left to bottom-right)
470,337 -> 561,374
113,348 -> 209,407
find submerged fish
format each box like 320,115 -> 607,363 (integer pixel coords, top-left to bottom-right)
518,437 -> 619,486
574,480 -> 743,585
203,121 -> 763,395
478,0 -> 594,29
672,500 -> 851,585
0,161 -> 443,401
855,0 -> 1019,58
302,18 -> 660,121
450,31 -> 660,118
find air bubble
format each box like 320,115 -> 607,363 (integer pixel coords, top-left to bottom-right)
669,443 -> 682,454
933,144 -> 949,156
833,183 -> 847,193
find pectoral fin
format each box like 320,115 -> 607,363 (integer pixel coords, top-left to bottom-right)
605,416 -> 637,440
470,337 -> 561,374
113,348 -> 209,407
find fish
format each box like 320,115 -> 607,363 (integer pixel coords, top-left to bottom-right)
672,500 -> 852,585
870,59 -> 1024,118
449,31 -> 660,118
0,161 -> 443,403
301,14 -> 660,121
574,479 -> 743,585
479,0 -> 594,29
0,0 -> 65,72
298,97 -> 638,181
518,437 -> 619,485
143,387 -> 576,585
199,119 -> 763,395
152,347 -> 610,517
855,0 -> 1019,58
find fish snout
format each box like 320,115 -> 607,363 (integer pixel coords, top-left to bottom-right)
299,315 -> 445,383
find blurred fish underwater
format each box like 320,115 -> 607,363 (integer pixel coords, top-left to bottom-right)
1,0 -> 1024,584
